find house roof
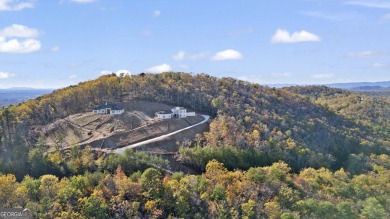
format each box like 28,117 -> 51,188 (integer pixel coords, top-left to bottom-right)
94,102 -> 123,110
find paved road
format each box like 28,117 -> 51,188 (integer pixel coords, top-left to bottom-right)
113,115 -> 210,154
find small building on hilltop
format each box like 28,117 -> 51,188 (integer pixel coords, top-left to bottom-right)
155,110 -> 173,119
93,102 -> 124,115
155,106 -> 195,119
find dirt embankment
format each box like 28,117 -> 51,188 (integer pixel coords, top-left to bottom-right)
89,115 -> 205,149
37,100 -> 210,174
40,112 -> 144,148
39,100 -> 209,152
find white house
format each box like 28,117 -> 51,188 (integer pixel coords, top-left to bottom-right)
155,106 -> 195,119
155,110 -> 173,119
93,102 -> 124,115
171,107 -> 187,118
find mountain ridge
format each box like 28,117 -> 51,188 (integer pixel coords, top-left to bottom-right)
267,80 -> 390,89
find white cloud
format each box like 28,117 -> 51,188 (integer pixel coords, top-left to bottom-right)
345,0 -> 390,9
237,75 -> 262,84
0,24 -> 41,53
272,72 -> 292,78
145,64 -> 172,73
153,10 -> 160,17
173,51 -> 186,60
211,49 -> 243,61
0,71 -> 10,79
116,69 -> 131,76
0,36 -> 41,53
100,69 -> 131,76
271,29 -> 320,43
347,50 -> 377,58
372,63 -> 388,68
0,24 -> 39,38
69,74 -> 77,79
51,46 -> 60,52
310,73 -> 333,79
383,13 -> 390,19
100,70 -> 113,75
172,51 -> 208,60
0,0 -> 35,11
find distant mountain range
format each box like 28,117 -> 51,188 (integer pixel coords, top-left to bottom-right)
350,86 -> 390,91
1,87 -> 53,91
0,88 -> 53,107
327,81 -> 390,90
268,81 -> 390,90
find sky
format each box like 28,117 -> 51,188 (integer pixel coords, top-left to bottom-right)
0,0 -> 389,88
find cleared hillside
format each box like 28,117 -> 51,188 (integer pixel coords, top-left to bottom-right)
34,100 -> 207,152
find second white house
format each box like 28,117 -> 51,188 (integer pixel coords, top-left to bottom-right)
155,107 -> 195,119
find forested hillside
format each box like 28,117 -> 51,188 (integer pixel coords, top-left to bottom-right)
0,72 -> 389,218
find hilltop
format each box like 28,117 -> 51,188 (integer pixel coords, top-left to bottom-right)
1,73 -> 389,171
0,72 -> 389,218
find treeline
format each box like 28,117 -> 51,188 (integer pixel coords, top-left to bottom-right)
1,132 -> 168,181
1,160 -> 388,218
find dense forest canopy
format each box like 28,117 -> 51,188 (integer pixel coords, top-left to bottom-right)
0,72 -> 389,218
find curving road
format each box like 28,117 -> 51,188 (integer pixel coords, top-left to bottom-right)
113,115 -> 210,154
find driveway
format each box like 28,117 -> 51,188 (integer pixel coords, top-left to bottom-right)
113,115 -> 210,154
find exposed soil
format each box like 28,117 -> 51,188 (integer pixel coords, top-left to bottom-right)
41,111 -> 146,148
39,100 -> 209,150
87,114 -> 205,149
38,100 -> 210,173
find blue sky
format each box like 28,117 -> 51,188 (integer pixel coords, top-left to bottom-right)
0,0 -> 389,88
